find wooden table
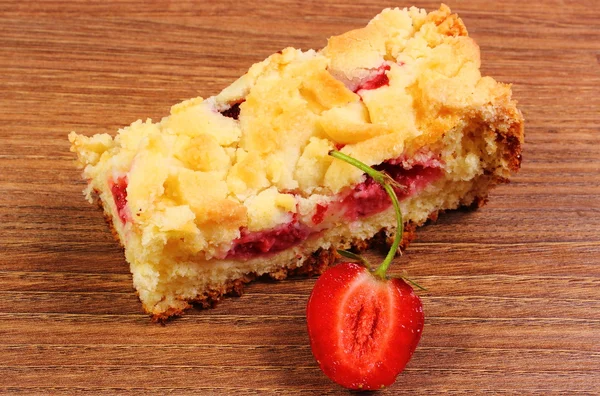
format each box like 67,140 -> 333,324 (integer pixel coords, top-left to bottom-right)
1,0 -> 599,394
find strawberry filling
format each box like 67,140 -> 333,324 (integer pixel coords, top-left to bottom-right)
355,64 -> 391,92
312,203 -> 328,225
340,162 -> 443,221
110,154 -> 441,258
109,177 -> 129,224
226,218 -> 312,259
225,154 -> 443,259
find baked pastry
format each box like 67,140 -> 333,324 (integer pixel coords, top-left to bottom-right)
69,4 -> 523,321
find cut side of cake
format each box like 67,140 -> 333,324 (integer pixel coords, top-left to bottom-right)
69,4 -> 523,321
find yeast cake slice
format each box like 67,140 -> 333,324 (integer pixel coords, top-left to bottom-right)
69,4 -> 523,321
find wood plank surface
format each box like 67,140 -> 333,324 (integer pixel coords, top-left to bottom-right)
1,0 -> 599,394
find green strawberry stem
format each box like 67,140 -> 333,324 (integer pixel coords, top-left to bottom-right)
397,274 -> 428,291
329,150 -> 404,280
337,249 -> 372,269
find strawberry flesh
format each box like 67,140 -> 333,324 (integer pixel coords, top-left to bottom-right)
307,262 -> 424,390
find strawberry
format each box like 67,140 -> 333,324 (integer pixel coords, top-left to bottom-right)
306,150 -> 424,390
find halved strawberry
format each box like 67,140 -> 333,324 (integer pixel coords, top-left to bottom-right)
306,150 -> 424,390
306,262 -> 423,390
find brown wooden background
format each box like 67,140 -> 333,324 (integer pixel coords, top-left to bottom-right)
1,0 -> 599,394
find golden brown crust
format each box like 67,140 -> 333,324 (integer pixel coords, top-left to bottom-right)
499,132 -> 524,173
95,189 -> 124,247
487,80 -> 525,172
350,222 -> 418,254
149,247 -> 340,323
427,3 -> 468,36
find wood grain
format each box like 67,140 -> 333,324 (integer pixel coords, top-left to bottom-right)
1,0 -> 599,393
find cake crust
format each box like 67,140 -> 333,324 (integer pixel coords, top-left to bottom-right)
154,248 -> 339,322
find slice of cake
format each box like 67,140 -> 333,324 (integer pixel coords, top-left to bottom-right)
69,4 -> 523,321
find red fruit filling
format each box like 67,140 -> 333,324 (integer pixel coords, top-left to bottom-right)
355,64 -> 391,92
225,154 -> 442,259
109,177 -> 129,224
340,162 -> 443,221
220,101 -> 244,120
226,217 -> 311,259
312,203 -> 328,225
